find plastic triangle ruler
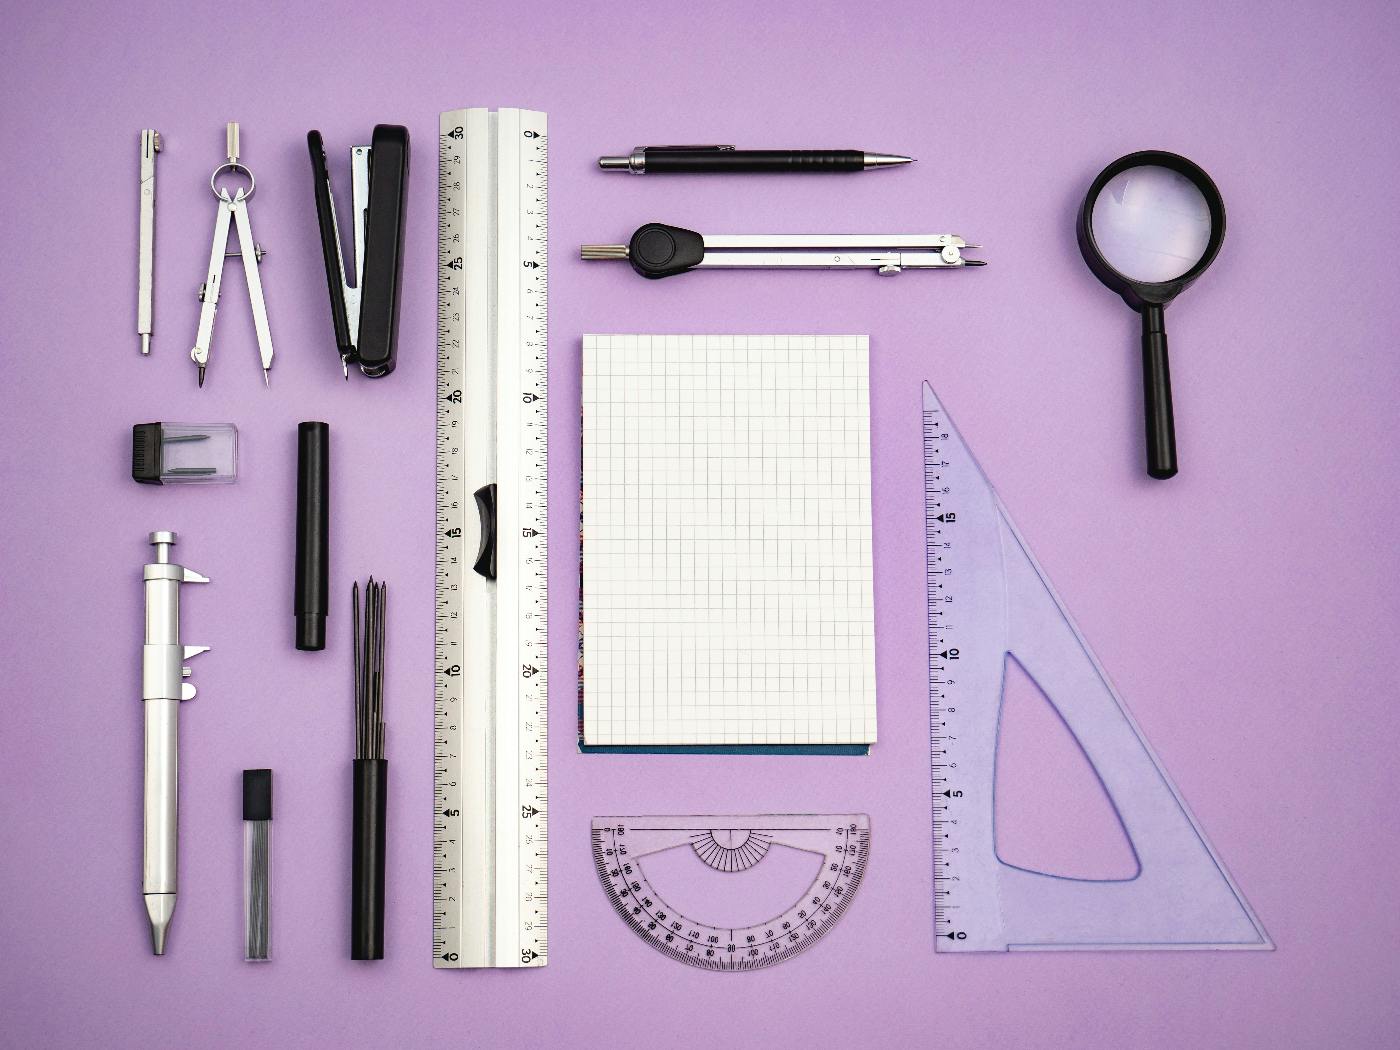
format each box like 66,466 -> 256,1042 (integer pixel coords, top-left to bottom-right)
591,814 -> 869,971
921,381 -> 1270,951
435,108 -> 548,968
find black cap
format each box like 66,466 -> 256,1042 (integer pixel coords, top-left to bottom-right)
243,769 -> 273,821
295,422 -> 330,651
132,423 -> 164,484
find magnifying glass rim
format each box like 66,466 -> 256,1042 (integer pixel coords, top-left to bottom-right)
1080,150 -> 1226,300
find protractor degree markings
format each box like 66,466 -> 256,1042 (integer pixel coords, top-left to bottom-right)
591,820 -> 870,971
690,830 -> 773,872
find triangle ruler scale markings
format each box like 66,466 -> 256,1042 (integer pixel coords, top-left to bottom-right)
921,381 -> 1271,952
434,108 -> 548,968
592,815 -> 870,971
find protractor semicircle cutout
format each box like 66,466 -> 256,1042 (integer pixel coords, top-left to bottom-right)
591,814 -> 870,971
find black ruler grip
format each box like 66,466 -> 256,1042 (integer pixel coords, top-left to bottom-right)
645,149 -> 864,174
351,758 -> 388,961
473,483 -> 497,580
1140,305 -> 1178,480
628,223 -> 706,279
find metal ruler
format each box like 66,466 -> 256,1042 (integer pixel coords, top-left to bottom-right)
591,815 -> 869,971
921,380 -> 1270,951
435,108 -> 548,968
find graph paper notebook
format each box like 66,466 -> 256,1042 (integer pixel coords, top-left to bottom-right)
581,335 -> 877,753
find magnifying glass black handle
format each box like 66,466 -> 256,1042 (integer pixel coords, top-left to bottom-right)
1140,304 -> 1178,480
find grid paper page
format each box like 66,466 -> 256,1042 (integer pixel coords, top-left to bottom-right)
582,335 -> 876,747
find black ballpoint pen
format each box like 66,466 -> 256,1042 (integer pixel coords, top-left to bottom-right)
598,145 -> 913,175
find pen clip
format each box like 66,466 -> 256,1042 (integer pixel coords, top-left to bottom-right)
642,145 -> 735,152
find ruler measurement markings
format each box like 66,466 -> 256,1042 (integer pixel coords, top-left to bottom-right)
435,109 -> 548,968
921,381 -> 1272,951
924,405 -> 966,942
435,118 -> 467,964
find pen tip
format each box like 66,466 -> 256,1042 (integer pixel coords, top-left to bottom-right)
864,153 -> 915,169
197,365 -> 205,388
145,894 -> 175,956
263,368 -> 270,387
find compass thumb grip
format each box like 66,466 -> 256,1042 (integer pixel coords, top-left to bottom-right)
628,224 -> 705,279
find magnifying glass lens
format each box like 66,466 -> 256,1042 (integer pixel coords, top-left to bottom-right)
1090,165 -> 1212,283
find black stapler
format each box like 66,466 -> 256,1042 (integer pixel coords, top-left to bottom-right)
307,125 -> 409,378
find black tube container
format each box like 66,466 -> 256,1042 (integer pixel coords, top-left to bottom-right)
351,758 -> 387,960
295,422 -> 330,650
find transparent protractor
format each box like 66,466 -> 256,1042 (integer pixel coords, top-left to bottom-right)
690,829 -> 773,873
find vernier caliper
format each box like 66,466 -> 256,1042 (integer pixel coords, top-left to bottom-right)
141,531 -> 209,955
191,123 -> 275,387
581,222 -> 985,279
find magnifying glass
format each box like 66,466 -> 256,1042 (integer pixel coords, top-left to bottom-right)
1077,151 -> 1225,480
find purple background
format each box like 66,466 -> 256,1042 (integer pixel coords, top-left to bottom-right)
3,1 -> 1398,1046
